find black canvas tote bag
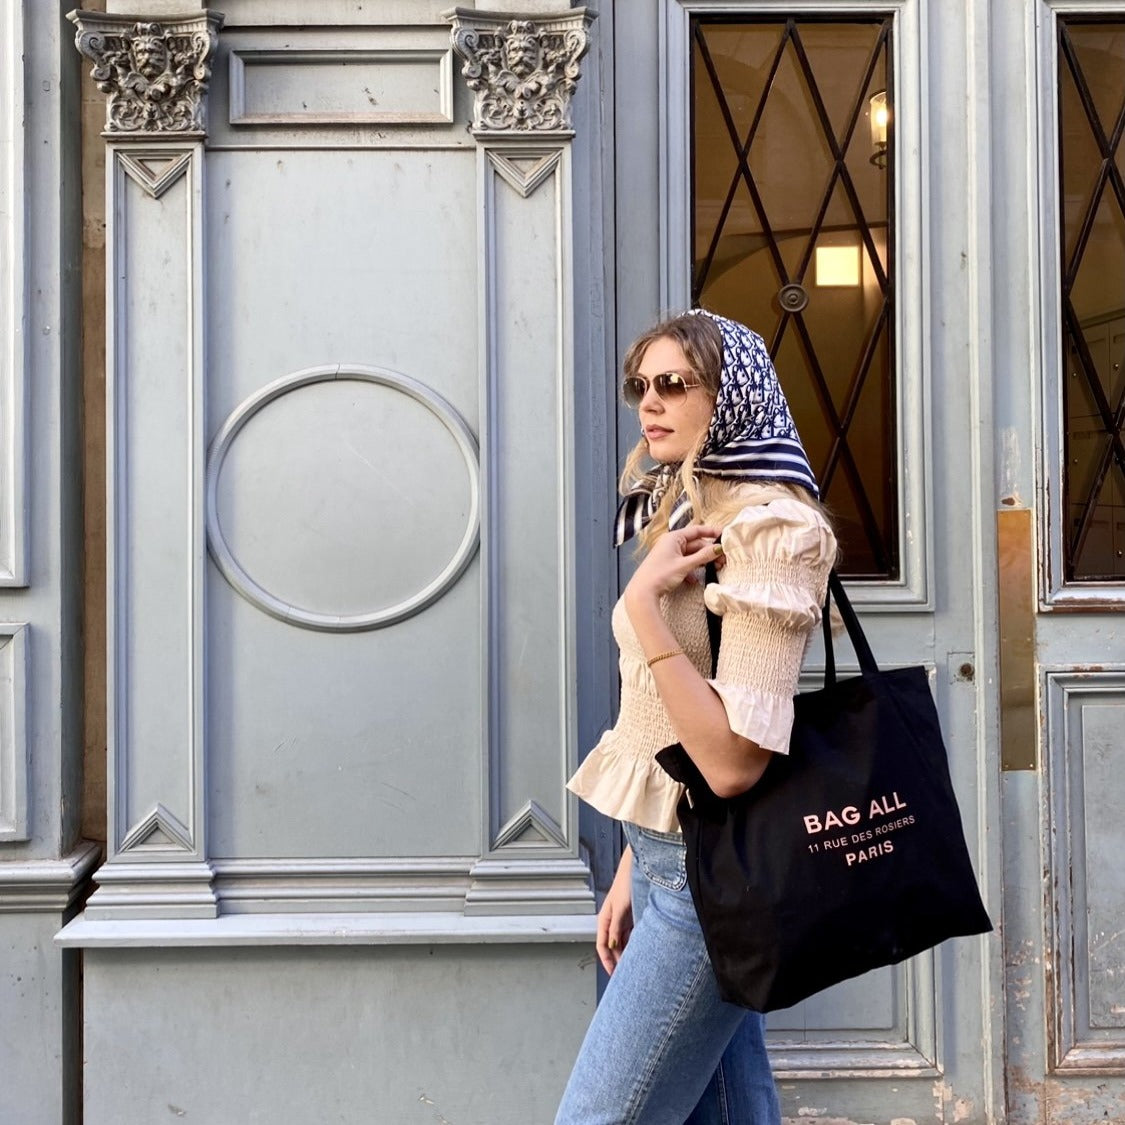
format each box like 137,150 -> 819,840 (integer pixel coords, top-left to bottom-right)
656,569 -> 992,1013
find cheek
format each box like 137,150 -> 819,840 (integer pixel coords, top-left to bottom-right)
690,396 -> 716,438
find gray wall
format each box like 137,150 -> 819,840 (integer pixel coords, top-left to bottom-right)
83,945 -> 593,1124
60,3 -> 605,1122
0,4 -> 97,1124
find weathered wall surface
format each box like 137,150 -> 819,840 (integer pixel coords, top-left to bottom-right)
60,3 -> 607,1121
84,945 -> 593,1123
80,0 -> 108,850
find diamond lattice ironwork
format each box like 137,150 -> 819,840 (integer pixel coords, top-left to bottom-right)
692,18 -> 896,578
1059,19 -> 1125,580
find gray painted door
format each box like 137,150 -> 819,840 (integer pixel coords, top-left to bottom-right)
995,3 -> 1125,1122
612,2 -> 999,1121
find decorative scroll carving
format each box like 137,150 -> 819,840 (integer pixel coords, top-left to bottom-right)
449,9 -> 592,135
68,10 -> 223,136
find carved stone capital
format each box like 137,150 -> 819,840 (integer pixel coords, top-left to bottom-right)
67,9 -> 224,138
447,8 -> 593,136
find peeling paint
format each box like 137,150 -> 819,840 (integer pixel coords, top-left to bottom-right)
1007,1063 -> 1125,1123
1000,426 -> 1023,505
781,1118 -> 876,1125
935,1079 -> 952,1123
418,1092 -> 453,1125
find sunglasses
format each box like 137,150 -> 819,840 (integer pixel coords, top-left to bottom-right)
621,371 -> 704,408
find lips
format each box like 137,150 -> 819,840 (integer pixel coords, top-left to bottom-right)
645,426 -> 673,440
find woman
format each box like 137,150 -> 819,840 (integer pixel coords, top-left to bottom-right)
557,309 -> 837,1125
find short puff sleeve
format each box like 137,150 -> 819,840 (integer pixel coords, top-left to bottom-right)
702,498 -> 836,754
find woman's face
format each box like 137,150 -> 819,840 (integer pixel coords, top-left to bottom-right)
632,336 -> 716,464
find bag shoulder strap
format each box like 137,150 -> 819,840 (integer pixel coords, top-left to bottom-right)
821,569 -> 878,685
705,563 -> 879,687
704,561 -> 721,677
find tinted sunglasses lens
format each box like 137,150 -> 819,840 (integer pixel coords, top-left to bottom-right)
622,377 -> 646,407
622,373 -> 693,406
655,373 -> 690,398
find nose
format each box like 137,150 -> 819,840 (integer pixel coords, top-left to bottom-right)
638,380 -> 664,412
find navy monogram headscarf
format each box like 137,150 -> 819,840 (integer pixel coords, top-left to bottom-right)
614,309 -> 820,547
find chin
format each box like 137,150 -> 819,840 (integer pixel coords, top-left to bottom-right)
645,433 -> 685,462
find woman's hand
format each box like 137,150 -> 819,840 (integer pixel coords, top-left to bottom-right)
596,847 -> 635,974
624,525 -> 723,608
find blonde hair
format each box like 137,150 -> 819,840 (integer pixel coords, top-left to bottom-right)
619,311 -> 827,552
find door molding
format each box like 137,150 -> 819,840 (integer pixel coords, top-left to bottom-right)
1034,0 -> 1125,608
1043,667 -> 1125,1074
659,0 -> 932,608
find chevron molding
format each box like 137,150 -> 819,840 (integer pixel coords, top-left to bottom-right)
487,148 -> 562,198
119,802 -> 193,853
493,799 -> 567,850
117,150 -> 192,199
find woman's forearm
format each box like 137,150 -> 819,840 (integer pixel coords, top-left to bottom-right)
624,587 -> 771,798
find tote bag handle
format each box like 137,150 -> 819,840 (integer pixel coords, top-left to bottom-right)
821,570 -> 879,686
705,565 -> 878,685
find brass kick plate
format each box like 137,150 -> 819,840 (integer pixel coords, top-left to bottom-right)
998,507 -> 1036,771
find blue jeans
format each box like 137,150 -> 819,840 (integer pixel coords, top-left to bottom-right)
556,822 -> 781,1124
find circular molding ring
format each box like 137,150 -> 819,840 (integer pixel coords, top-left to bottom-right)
205,363 -> 481,632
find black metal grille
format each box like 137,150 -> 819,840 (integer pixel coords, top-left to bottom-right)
1058,20 -> 1125,580
692,18 -> 896,579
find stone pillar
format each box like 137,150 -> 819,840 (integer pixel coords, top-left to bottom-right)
68,9 -> 223,919
447,8 -> 597,914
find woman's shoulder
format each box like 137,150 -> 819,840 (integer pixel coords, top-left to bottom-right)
715,486 -> 836,564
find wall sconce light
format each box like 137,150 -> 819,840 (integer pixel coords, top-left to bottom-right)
870,90 -> 889,168
814,245 -> 862,288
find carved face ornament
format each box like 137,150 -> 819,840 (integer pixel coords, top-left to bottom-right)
130,27 -> 170,82
503,25 -> 541,79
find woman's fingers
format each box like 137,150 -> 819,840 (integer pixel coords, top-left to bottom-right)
683,538 -> 724,571
597,939 -> 622,974
596,906 -> 616,974
596,905 -> 631,974
681,524 -> 722,548
676,528 -> 724,563
625,525 -> 726,600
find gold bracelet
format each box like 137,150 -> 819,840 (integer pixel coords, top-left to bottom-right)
646,649 -> 684,668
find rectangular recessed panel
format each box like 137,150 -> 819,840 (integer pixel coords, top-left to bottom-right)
0,5 -> 26,587
0,625 -> 28,840
116,167 -> 193,841
203,148 -> 482,861
1080,702 -> 1125,1030
769,963 -> 897,1033
230,49 -> 453,126
1048,671 -> 1125,1068
490,162 -> 568,841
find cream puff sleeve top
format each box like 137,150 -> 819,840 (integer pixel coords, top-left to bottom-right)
566,492 -> 837,833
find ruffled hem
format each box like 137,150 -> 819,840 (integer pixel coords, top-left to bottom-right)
567,735 -> 684,834
706,679 -> 795,754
